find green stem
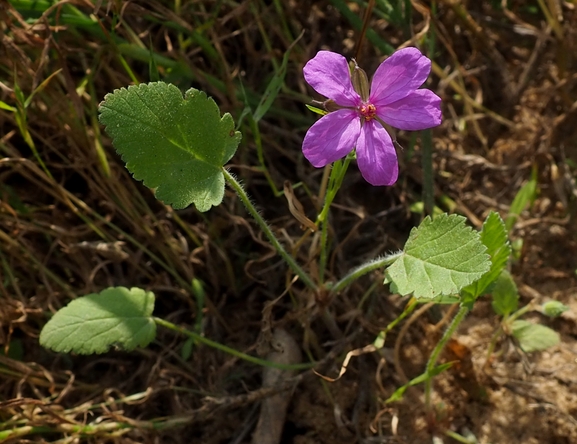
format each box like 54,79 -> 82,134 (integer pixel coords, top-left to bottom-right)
484,301 -> 536,365
421,129 -> 434,217
154,317 -> 315,371
445,429 -> 477,444
424,304 -> 469,410
222,168 -> 316,290
318,214 -> 330,283
316,158 -> 351,223
485,325 -> 503,365
372,298 -> 418,350
506,300 -> 536,323
329,252 -> 402,294
317,156 -> 351,283
383,298 -> 418,335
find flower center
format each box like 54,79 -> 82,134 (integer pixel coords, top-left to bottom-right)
359,103 -> 376,121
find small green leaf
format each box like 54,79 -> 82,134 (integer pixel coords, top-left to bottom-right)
506,171 -> 537,230
40,287 -> 156,355
541,301 -> 569,318
462,211 -> 511,302
511,320 -> 560,353
491,270 -> 518,316
99,82 -> 242,211
0,100 -> 16,112
305,104 -> 327,116
384,214 -> 490,300
252,41 -> 296,122
181,337 -> 195,361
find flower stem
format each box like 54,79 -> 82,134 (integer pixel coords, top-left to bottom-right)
317,155 -> 352,283
421,129 -> 435,217
329,252 -> 402,294
222,168 -> 317,290
154,317 -> 315,371
424,304 -> 469,411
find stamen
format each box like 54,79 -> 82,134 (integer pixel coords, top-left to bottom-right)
359,103 -> 377,121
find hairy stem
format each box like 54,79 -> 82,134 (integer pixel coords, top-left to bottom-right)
329,252 -> 402,294
424,304 -> 469,411
223,168 -> 316,290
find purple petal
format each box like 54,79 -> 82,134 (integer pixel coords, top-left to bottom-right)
370,47 -> 432,105
303,109 -> 361,167
304,51 -> 360,107
377,89 -> 442,131
356,120 -> 398,186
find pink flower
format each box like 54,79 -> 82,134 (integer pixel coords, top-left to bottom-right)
302,47 -> 442,186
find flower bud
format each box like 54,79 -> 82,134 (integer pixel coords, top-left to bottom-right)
323,99 -> 341,112
351,62 -> 370,102
541,301 -> 569,317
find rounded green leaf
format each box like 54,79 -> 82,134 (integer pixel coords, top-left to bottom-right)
511,320 -> 560,353
98,82 -> 242,211
40,287 -> 156,355
384,214 -> 490,300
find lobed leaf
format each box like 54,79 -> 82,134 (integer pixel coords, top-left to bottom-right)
99,82 -> 241,211
462,211 -> 511,303
40,287 -> 156,355
384,214 -> 490,300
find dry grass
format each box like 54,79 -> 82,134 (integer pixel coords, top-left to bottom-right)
1,0 -> 577,443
